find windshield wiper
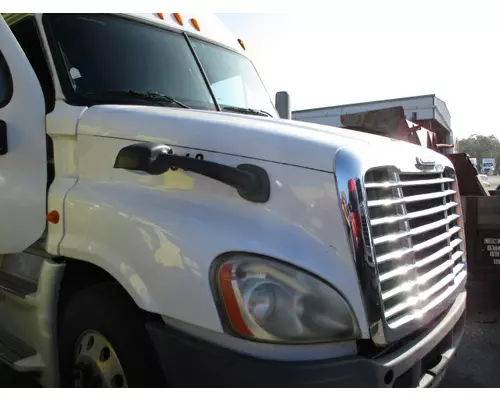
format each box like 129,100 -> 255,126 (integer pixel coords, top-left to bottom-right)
221,105 -> 273,118
84,90 -> 190,109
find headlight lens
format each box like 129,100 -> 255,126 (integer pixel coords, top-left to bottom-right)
213,254 -> 359,343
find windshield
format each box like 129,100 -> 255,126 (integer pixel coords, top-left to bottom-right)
45,14 -> 277,117
48,14 -> 215,110
191,38 -> 278,117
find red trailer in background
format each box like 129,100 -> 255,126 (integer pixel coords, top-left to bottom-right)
339,106 -> 454,153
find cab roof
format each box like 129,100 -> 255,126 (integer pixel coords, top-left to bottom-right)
2,13 -> 246,54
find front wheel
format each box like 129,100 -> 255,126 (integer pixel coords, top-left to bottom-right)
59,282 -> 166,388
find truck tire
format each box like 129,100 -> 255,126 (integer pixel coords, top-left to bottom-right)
58,281 -> 166,388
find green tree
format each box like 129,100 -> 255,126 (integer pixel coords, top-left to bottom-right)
457,134 -> 500,172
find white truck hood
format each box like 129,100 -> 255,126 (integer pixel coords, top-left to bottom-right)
77,105 -> 448,172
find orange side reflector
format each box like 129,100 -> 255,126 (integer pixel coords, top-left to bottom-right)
173,13 -> 183,25
238,39 -> 246,50
47,210 -> 60,224
190,18 -> 200,31
157,13 -> 164,20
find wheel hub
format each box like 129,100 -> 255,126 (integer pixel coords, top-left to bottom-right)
73,331 -> 128,388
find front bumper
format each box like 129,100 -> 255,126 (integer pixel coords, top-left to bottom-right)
146,290 -> 466,387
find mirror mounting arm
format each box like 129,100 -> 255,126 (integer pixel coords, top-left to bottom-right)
114,142 -> 270,203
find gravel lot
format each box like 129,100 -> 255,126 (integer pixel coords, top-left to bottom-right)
441,280 -> 500,387
0,280 -> 499,388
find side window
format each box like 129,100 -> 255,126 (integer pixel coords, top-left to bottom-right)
10,18 -> 55,113
0,52 -> 13,108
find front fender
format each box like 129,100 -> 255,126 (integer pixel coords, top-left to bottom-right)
59,135 -> 369,336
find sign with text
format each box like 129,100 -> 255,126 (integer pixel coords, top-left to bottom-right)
477,231 -> 500,266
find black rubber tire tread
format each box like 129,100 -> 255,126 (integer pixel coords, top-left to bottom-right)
59,281 -> 166,388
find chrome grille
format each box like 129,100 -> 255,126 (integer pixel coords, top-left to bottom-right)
364,168 -> 466,329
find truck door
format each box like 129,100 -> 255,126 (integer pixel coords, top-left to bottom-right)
0,16 -> 47,253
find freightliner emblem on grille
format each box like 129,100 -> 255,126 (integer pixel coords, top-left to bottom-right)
415,157 -> 436,168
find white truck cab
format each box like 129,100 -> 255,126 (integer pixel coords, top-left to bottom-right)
0,13 -> 466,388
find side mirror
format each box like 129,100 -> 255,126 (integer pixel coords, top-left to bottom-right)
114,142 -> 172,175
275,91 -> 291,119
113,142 -> 271,203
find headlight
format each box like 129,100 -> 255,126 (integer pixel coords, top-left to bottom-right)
212,254 -> 360,343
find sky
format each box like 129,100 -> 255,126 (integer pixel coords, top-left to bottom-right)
217,3 -> 500,140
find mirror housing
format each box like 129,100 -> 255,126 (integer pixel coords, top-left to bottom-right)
114,142 -> 172,175
275,91 -> 291,119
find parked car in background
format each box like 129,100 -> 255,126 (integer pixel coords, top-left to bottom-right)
482,158 -> 496,176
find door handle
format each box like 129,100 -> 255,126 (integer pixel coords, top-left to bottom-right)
0,120 -> 7,155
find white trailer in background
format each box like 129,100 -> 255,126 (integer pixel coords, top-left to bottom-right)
292,94 -> 454,153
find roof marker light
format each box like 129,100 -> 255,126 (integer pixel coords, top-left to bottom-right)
238,39 -> 246,50
157,13 -> 164,20
190,18 -> 200,31
173,13 -> 183,25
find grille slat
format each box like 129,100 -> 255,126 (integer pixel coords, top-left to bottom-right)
381,257 -> 456,302
378,240 -> 463,283
376,225 -> 461,264
364,167 -> 466,329
384,273 -> 455,319
415,239 -> 462,269
373,213 -> 459,245
453,263 -> 466,275
388,274 -> 465,329
370,202 -> 458,226
367,189 -> 456,208
365,177 -> 454,189
451,250 -> 464,262
418,258 -> 455,286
